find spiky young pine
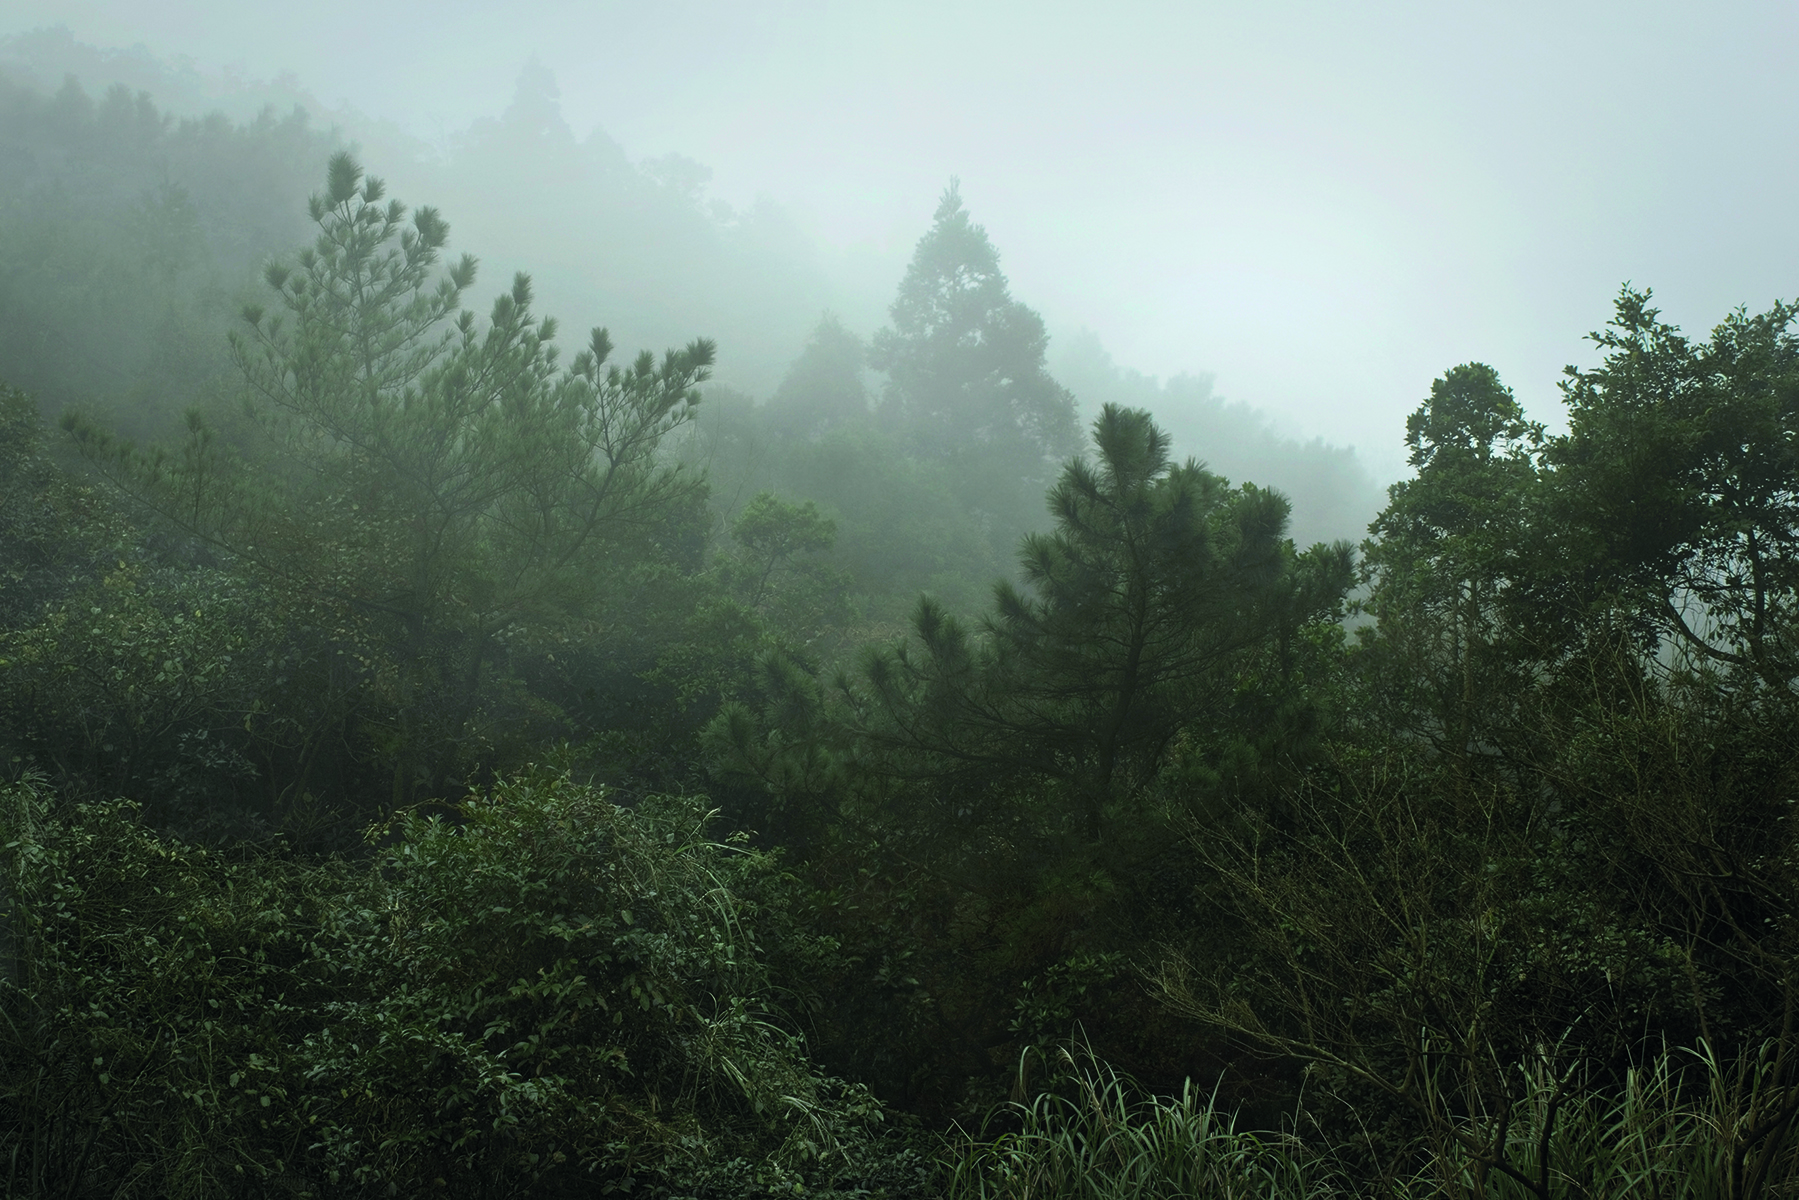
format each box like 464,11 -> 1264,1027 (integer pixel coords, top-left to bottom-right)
854,403 -> 1342,847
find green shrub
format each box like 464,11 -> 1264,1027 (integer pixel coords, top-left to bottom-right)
0,773 -> 338,1198
0,770 -> 906,1198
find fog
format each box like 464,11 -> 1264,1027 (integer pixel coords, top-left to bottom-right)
10,9 -> 1799,1183
5,2 -> 1796,492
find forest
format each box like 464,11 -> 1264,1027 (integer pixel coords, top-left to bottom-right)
2,60 -> 1798,1200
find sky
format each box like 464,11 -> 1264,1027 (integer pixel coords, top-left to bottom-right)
4,0 -> 1796,480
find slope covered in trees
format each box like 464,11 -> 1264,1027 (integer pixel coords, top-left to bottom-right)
2,54 -> 1798,1200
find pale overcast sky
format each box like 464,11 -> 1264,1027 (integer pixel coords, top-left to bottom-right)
5,0 -> 1795,477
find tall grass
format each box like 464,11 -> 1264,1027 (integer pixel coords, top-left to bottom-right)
948,1041 -> 1799,1200
948,1043 -> 1330,1200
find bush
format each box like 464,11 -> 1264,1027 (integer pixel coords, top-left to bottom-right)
0,770 -> 913,1198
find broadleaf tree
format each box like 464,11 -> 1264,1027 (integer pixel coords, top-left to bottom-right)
1551,287 -> 1799,691
1358,363 -> 1548,765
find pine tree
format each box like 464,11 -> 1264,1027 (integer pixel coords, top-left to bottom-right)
713,405 -> 1353,850
857,404 -> 1345,843
67,153 -> 716,800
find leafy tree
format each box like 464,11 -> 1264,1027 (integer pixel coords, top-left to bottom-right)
766,313 -> 869,439
727,492 -> 838,606
4,565 -> 268,807
0,384 -> 125,629
0,74 -> 329,436
1160,636 -> 1799,1199
718,491 -> 853,648
1159,310 -> 1799,1197
0,771 -> 915,1197
1159,741 -> 1670,1194
680,385 -> 1009,623
1551,287 -> 1799,690
1358,363 -> 1547,764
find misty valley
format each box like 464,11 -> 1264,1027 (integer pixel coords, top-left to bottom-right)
3,45 -> 1799,1200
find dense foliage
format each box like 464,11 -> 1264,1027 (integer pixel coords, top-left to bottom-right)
2,64 -> 1797,1200
2,771 -> 923,1197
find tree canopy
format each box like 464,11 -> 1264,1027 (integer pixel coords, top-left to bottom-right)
4,72 -> 1799,1195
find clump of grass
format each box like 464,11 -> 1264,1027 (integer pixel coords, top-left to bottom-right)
948,1042 -> 1328,1200
1456,1042 -> 1796,1200
949,1040 -> 1799,1200
1399,1049 -> 1722,1200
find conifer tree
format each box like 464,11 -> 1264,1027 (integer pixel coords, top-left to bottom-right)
869,182 -> 1080,530
714,405 -> 1352,849
856,404 -> 1345,843
67,153 -> 716,800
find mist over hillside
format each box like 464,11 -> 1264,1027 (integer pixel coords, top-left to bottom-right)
0,24 -> 1391,548
1052,332 -> 1383,548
